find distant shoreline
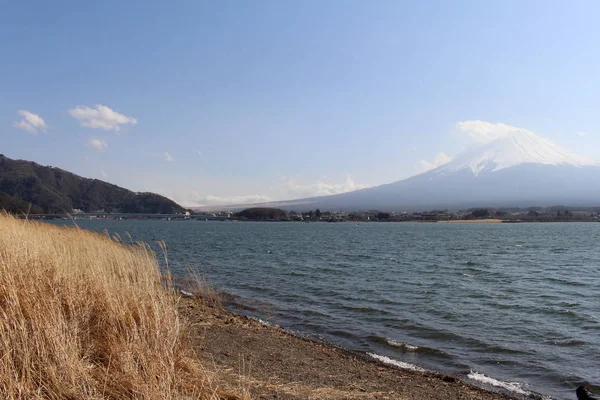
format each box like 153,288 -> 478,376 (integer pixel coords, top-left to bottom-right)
438,219 -> 504,223
34,215 -> 599,223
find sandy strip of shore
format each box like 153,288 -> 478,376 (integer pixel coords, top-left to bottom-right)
439,219 -> 505,223
179,297 -> 523,400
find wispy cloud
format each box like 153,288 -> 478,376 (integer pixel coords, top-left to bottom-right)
86,138 -> 107,151
100,170 -> 108,179
457,120 -> 532,144
189,193 -> 273,206
576,132 -> 588,137
417,152 -> 452,173
69,104 -> 137,132
165,174 -> 371,207
164,152 -> 173,162
13,110 -> 47,134
280,174 -> 371,198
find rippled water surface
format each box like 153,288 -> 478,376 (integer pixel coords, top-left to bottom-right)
51,220 -> 600,399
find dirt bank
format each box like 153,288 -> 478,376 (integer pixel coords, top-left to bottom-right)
179,297 -> 523,400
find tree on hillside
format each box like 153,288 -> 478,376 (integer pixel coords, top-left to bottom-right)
0,155 -> 185,214
471,209 -> 489,219
377,212 -> 390,220
0,192 -> 43,214
236,207 -> 287,220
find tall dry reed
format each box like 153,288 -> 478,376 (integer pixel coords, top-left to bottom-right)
0,213 -> 222,399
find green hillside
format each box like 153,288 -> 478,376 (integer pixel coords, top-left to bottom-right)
0,155 -> 185,214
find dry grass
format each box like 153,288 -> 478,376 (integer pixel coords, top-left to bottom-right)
185,274 -> 224,310
169,271 -> 224,310
0,213 -> 235,399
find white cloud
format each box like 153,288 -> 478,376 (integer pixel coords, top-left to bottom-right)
69,104 -> 137,132
457,120 -> 532,144
13,110 -> 47,134
86,138 -> 107,151
160,175 -> 372,208
164,152 -> 173,162
280,174 -> 371,198
100,170 -> 108,179
576,132 -> 588,137
417,152 -> 452,173
189,193 -> 273,206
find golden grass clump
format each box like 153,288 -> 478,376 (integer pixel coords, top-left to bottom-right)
0,213 -> 221,399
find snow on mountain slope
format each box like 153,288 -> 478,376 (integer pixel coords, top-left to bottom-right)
295,130 -> 600,210
434,130 -> 598,177
199,129 -> 600,211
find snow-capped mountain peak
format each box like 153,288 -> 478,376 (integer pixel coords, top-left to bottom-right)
435,130 -> 598,176
209,126 -> 600,212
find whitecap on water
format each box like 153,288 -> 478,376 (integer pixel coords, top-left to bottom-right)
250,317 -> 275,327
385,338 -> 419,350
367,353 -> 426,372
467,370 -> 529,396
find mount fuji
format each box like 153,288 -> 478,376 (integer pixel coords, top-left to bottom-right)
218,130 -> 600,211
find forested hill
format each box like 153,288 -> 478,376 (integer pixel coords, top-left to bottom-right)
0,155 -> 185,214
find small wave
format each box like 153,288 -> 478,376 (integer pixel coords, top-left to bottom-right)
369,335 -> 454,359
538,306 -> 583,320
249,317 -> 275,327
336,294 -> 365,302
546,338 -> 587,347
484,345 -> 533,356
292,308 -> 330,319
467,371 -> 529,395
462,273 -> 474,278
286,271 -> 308,277
557,301 -> 580,307
367,353 -> 426,372
343,254 -> 372,259
385,338 -> 419,350
544,276 -> 586,287
550,248 -> 568,253
339,304 -> 394,315
375,298 -> 399,306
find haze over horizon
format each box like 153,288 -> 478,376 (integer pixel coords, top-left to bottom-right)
3,1 -> 600,207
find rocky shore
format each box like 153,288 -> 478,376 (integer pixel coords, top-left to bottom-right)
179,297 -> 525,400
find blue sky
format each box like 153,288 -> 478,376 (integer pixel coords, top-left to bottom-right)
2,1 -> 600,206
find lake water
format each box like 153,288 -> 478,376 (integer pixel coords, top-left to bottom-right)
50,220 -> 600,400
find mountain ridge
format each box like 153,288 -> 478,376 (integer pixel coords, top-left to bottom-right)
0,154 -> 185,214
